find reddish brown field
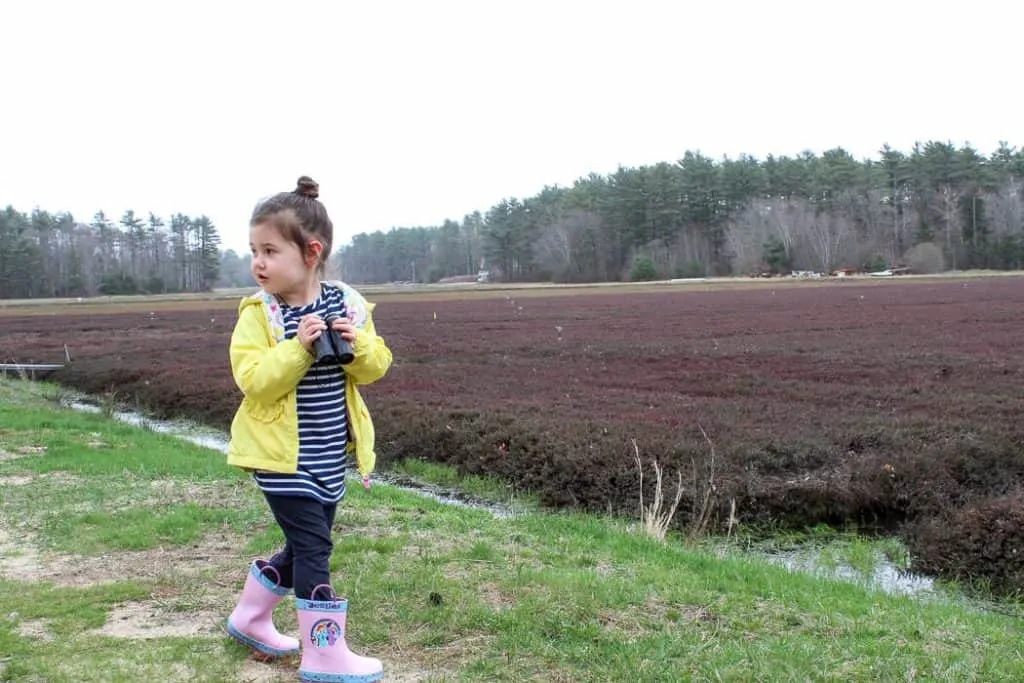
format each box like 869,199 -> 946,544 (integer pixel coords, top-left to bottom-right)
3,277 -> 1023,589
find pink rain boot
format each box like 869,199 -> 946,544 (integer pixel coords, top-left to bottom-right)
226,559 -> 300,659
297,584 -> 383,682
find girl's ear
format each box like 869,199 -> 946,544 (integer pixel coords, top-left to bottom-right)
305,240 -> 324,267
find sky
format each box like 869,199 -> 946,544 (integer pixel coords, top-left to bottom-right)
2,0 -> 1020,254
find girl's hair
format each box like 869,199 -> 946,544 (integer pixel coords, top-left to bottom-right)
251,176 -> 334,275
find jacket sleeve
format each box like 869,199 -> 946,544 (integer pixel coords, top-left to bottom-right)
344,309 -> 393,385
230,303 -> 315,403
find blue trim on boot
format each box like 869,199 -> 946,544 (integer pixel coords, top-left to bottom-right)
296,597 -> 349,612
299,669 -> 383,682
226,619 -> 300,657
252,561 -> 291,597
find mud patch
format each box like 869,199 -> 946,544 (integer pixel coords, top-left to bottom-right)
598,595 -> 716,634
0,527 -> 43,579
0,445 -> 47,462
0,472 -> 79,488
238,659 -> 292,682
594,560 -> 637,580
477,582 -> 517,611
18,618 -> 55,642
95,600 -> 220,639
238,657 -> 434,683
235,620 -> 474,682
41,471 -> 82,485
374,640 -> 467,683
384,669 -> 446,682
146,478 -> 252,509
0,528 -> 246,587
397,530 -> 467,560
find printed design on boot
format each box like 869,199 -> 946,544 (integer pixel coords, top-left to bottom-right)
310,619 -> 342,648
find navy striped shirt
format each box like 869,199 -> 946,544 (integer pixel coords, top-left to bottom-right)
255,285 -> 348,503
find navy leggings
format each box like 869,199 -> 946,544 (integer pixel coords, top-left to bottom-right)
263,492 -> 338,600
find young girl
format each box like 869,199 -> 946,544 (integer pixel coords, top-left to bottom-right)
224,176 -> 391,682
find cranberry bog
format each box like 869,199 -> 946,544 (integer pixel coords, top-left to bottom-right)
3,276 -> 1023,593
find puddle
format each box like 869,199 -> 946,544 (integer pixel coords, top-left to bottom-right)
63,399 -> 514,518
61,396 -> 951,600
66,401 -> 230,452
370,472 -> 516,518
760,548 -> 937,597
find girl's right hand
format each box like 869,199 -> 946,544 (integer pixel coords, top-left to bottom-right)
297,315 -> 327,353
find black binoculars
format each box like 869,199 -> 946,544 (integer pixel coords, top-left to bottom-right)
313,314 -> 355,366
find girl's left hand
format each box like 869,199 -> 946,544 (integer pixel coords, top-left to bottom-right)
330,318 -> 357,343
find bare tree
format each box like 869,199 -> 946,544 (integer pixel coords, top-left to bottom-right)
986,179 -> 1023,239
533,214 -> 576,277
935,185 -> 966,269
533,209 -> 604,282
725,202 -> 777,274
801,203 -> 855,272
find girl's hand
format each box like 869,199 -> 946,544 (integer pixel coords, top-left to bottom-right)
298,315 -> 327,353
330,318 -> 357,343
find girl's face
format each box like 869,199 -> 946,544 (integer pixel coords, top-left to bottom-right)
249,222 -> 313,299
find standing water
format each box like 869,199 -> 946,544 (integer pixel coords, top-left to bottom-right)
64,400 -> 515,518
64,398 -> 945,598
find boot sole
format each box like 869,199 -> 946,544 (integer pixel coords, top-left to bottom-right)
299,671 -> 383,682
226,621 -> 300,659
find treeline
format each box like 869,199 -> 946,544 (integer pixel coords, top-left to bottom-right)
7,141 -> 1024,298
0,208 -> 221,298
337,141 -> 1024,283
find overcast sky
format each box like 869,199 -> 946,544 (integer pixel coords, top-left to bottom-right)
2,0 -> 1020,253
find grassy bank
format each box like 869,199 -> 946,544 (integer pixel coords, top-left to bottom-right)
1,378 -> 1022,682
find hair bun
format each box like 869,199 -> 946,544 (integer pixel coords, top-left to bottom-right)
295,176 -> 319,199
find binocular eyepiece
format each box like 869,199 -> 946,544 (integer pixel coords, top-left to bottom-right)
313,314 -> 355,366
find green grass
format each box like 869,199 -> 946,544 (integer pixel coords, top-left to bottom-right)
390,457 -> 541,509
41,504 -> 243,554
0,406 -> 237,480
2,376 -> 1024,681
